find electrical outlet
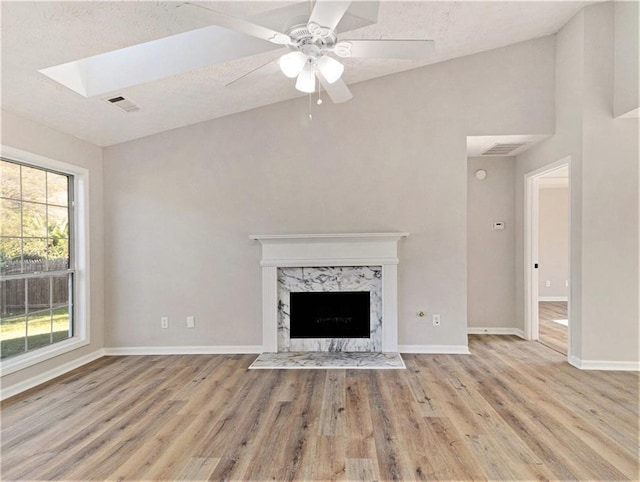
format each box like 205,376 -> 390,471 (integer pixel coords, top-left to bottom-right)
187,316 -> 195,329
160,316 -> 169,329
432,314 -> 441,326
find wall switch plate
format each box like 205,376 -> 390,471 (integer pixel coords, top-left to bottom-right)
492,221 -> 505,230
161,316 -> 169,329
187,316 -> 195,329
545,280 -> 551,287
432,314 -> 441,326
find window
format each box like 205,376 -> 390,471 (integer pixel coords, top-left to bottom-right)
1,159 -> 74,359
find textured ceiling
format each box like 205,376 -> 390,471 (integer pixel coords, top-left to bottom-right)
1,1 -> 591,147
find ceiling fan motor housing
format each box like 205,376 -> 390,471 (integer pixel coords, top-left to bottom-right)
287,24 -> 337,58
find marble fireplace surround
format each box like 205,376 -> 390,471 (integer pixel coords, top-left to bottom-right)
278,266 -> 382,352
250,233 -> 409,353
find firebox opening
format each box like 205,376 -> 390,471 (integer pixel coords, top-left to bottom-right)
290,291 -> 370,339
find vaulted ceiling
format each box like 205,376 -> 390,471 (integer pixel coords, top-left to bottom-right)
1,1 -> 591,147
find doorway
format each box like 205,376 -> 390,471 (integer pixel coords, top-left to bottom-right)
524,158 -> 570,356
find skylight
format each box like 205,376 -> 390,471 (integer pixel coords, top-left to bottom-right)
39,25 -> 276,97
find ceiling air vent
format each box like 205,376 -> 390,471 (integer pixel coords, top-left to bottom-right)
481,143 -> 526,156
105,95 -> 140,112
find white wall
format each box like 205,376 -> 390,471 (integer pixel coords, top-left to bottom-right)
467,156 -> 515,328
516,2 -> 639,366
1,109 -> 105,391
614,0 -> 639,117
538,186 -> 569,299
103,37 -> 555,351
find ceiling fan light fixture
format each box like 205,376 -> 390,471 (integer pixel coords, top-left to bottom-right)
295,67 -> 316,93
316,55 -> 344,84
279,51 -> 306,78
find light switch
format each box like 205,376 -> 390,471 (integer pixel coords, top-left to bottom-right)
492,221 -> 505,230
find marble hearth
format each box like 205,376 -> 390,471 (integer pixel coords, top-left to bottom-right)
250,233 -> 408,353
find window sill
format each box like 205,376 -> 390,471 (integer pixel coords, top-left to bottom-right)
0,336 -> 90,377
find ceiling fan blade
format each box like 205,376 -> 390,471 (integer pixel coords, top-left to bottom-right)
308,0 -> 352,31
178,3 -> 291,45
226,59 -> 281,87
345,1 -> 379,27
317,74 -> 353,104
335,39 -> 435,59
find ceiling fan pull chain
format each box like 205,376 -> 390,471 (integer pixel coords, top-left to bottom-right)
308,92 -> 313,120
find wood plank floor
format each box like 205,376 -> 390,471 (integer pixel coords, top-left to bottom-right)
539,301 -> 568,355
1,336 -> 638,481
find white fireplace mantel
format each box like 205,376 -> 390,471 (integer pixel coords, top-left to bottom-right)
250,233 -> 409,353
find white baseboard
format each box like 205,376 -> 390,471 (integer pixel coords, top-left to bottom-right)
103,345 -> 263,356
468,327 -> 526,339
538,296 -> 568,302
1,349 -> 105,401
569,355 -> 640,371
399,345 -> 470,354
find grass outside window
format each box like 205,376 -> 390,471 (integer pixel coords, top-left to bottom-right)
1,306 -> 71,359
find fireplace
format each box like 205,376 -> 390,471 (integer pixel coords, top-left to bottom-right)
290,291 -> 370,339
249,233 -> 409,353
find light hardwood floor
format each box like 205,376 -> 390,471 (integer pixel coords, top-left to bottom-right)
539,301 -> 569,355
1,336 -> 638,481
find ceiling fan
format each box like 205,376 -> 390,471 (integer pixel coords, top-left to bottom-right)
39,1 -> 434,105
181,0 -> 435,103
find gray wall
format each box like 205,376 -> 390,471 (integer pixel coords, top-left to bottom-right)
515,4 -> 585,352
103,36 -> 555,350
516,2 -> 639,364
467,156 -> 515,328
614,0 -> 639,117
538,186 -> 569,299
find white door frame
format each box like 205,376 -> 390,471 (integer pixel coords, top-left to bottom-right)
524,157 -> 571,348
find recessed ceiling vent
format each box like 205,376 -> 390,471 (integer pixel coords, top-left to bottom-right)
481,143 -> 526,156
105,95 -> 140,112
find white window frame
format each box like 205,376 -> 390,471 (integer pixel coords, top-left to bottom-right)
0,145 -> 91,376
